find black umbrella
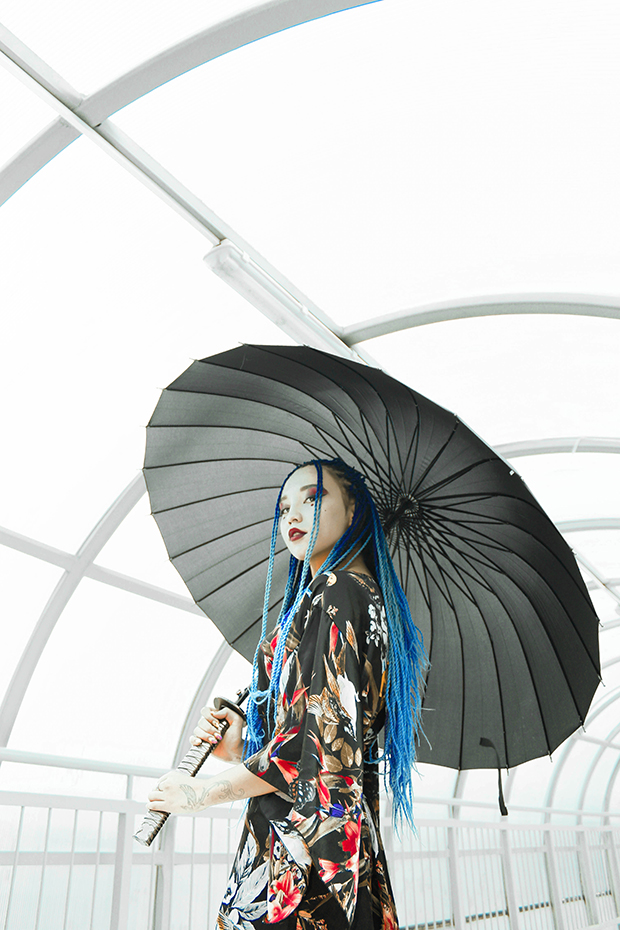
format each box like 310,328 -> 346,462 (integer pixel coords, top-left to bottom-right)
144,344 -> 600,771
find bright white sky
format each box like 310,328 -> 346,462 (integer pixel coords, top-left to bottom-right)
0,0 -> 619,810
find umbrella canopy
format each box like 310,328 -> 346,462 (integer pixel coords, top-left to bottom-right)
144,344 -> 600,771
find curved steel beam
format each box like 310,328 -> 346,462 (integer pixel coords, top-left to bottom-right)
342,294 -> 620,344
556,519 -> 620,533
0,13 -> 367,361
0,524 -> 204,615
0,473 -> 146,747
496,438 -> 620,458
0,1 -> 375,206
543,686 -> 620,816
172,640 -> 236,768
577,719 -> 620,820
80,0 -> 377,126
571,546 -> 620,608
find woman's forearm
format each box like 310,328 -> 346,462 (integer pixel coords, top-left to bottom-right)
147,763 -> 277,815
196,764 -> 277,810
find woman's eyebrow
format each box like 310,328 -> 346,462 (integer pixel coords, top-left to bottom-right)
280,484 -> 319,503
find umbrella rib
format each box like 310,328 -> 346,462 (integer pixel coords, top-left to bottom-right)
311,419 -> 393,490
434,504 -> 601,624
416,456 -> 499,501
411,525 -> 482,608
170,519 -> 279,560
420,513 -> 518,583
397,539 -> 433,612
144,451 -> 300,470
278,351 -> 420,497
408,422 -> 460,496
263,351 -> 407,463
434,512 -> 598,731
413,518 -> 512,766
400,415 -> 422,494
207,592 -> 286,648
357,411 -> 396,488
425,510 -> 600,669
200,550 -> 289,599
150,484 -> 283,515
410,526 -> 468,769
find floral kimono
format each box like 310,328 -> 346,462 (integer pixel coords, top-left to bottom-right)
216,570 -> 399,930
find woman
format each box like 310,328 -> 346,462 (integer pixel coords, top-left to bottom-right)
147,458 -> 426,929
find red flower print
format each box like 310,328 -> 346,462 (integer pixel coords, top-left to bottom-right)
316,773 -> 330,808
267,870 -> 303,922
318,858 -> 340,883
330,622 -> 339,654
273,758 -> 299,783
342,818 -> 361,857
342,816 -> 361,892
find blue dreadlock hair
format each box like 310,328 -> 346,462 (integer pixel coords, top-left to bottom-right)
245,458 -> 427,831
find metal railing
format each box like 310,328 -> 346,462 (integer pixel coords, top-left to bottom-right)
1,750 -> 620,930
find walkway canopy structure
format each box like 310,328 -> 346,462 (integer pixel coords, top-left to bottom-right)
0,2 -> 619,928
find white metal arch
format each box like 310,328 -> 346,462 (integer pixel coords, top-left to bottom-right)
171,640 -> 235,768
577,718 -> 620,821
496,438 -> 620,458
0,473 -> 146,748
341,294 -> 620,344
0,6 -> 373,361
543,687 -> 620,816
3,19 -> 620,358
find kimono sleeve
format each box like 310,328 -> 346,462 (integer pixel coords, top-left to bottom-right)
244,571 -> 385,925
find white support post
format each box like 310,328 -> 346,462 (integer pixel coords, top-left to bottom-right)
154,817 -> 177,930
603,827 -> 620,916
578,831 -> 600,926
110,813 -> 134,930
544,830 -> 566,930
447,825 -> 466,930
500,825 -> 520,930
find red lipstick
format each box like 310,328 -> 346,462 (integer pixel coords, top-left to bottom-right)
288,528 -> 306,541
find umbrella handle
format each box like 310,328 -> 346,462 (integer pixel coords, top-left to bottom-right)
133,687 -> 249,846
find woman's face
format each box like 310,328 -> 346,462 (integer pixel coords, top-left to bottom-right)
279,465 -> 354,571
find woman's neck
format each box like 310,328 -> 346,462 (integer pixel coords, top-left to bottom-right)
310,552 -> 371,578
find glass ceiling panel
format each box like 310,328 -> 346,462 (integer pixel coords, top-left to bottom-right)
95,494 -> 193,594
565,529 -> 620,583
0,760 -> 127,799
588,587 -> 620,626
582,749 -> 620,812
367,318 -> 620,448
600,630 -> 620,666
0,548 -> 62,704
0,134 -> 293,551
547,739 -> 600,812
582,686 -> 620,740
113,0 -> 620,322
8,578 -> 222,767
505,755 -> 556,816
0,67 -> 54,167
506,455 -> 620,525
0,0 -> 331,93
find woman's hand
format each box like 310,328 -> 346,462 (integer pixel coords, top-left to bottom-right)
190,704 -> 244,763
147,770 -> 208,814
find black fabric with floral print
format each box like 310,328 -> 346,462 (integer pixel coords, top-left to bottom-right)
216,571 -> 399,930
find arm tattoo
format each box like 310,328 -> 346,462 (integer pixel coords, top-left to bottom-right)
179,779 -> 245,811
210,779 -> 246,803
179,783 -> 209,811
